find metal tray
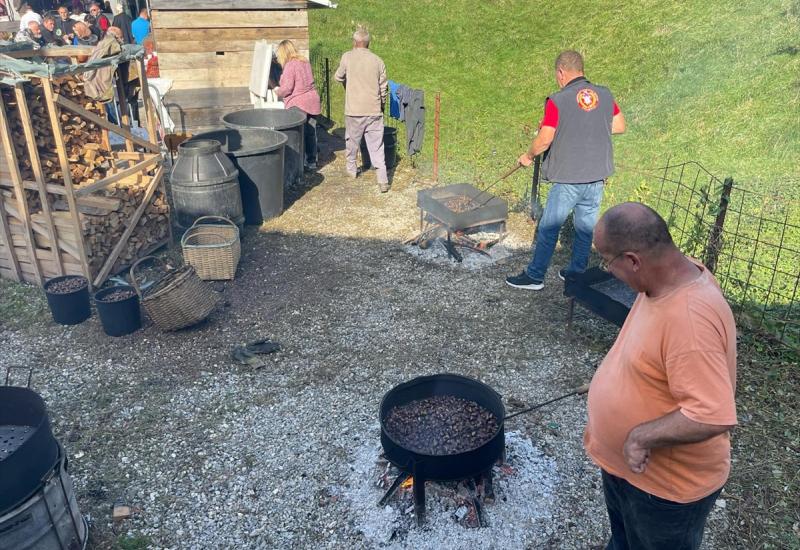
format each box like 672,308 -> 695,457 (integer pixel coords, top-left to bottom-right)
417,184 -> 508,231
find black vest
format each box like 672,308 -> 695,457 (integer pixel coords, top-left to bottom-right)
541,77 -> 615,184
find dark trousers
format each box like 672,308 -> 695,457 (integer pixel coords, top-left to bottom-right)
602,470 -> 720,550
304,115 -> 318,165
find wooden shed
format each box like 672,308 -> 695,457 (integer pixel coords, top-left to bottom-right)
151,0 -> 335,133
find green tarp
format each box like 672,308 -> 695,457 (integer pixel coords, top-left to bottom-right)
0,42 -> 143,85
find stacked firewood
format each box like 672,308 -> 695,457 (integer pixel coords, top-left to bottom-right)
0,77 -> 170,281
0,79 -> 109,187
82,183 -> 170,275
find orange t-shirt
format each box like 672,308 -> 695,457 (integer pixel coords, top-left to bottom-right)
584,262 -> 737,503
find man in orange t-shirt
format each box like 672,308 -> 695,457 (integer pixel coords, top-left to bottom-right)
585,202 -> 737,549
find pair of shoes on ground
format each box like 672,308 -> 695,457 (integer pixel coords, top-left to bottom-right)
505,268 -> 571,291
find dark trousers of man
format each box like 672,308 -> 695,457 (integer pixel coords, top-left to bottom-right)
602,470 -> 720,550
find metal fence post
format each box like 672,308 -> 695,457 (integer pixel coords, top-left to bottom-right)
704,176 -> 734,273
433,92 -> 440,183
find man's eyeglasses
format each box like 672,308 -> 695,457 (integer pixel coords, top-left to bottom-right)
599,251 -> 628,272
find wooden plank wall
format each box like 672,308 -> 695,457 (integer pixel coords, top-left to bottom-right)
152,9 -> 309,90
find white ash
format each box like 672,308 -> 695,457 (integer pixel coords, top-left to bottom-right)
339,430 -> 558,549
403,240 -> 512,270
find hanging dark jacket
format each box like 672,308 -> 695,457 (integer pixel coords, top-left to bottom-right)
397,86 -> 425,156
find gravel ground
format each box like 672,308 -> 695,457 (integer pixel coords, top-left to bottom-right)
0,134 -> 730,549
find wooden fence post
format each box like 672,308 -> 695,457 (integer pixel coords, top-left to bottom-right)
703,176 -> 734,273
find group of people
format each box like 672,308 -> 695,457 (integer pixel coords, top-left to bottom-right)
501,50 -> 738,550
12,2 -> 149,49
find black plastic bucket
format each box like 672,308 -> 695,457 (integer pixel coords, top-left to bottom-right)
189,129 -> 288,224
43,275 -> 90,325
94,286 -> 141,337
222,108 -> 306,188
361,126 -> 398,169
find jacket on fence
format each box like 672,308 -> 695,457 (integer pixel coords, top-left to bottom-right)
397,85 -> 425,156
388,80 -> 401,119
82,33 -> 122,101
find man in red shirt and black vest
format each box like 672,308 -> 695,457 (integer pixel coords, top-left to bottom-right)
507,50 -> 626,290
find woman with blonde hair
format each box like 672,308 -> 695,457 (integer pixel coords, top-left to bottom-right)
275,39 -> 322,170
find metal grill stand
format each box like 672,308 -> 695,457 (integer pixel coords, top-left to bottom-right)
415,184 -> 508,262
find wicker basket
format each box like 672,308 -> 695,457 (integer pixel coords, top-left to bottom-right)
130,256 -> 216,331
181,216 -> 241,281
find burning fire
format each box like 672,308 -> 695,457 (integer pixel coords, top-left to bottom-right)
400,476 -> 414,490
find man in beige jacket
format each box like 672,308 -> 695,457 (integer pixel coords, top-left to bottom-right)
334,27 -> 389,192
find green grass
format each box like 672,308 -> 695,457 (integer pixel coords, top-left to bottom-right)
310,0 -> 800,200
114,535 -> 153,550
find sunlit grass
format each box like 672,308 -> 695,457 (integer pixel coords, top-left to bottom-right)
311,0 -> 799,201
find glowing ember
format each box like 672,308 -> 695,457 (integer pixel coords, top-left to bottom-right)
400,477 -> 414,490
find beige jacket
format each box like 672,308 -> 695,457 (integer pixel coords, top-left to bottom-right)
334,47 -> 387,116
82,34 -> 123,102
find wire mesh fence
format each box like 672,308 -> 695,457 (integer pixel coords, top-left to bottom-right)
309,52 -> 332,121
624,160 -> 799,350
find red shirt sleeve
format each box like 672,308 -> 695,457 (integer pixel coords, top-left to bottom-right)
540,98 -> 558,128
100,16 -> 110,31
613,101 -> 620,116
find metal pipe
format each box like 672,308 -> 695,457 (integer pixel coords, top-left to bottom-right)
504,383 -> 591,420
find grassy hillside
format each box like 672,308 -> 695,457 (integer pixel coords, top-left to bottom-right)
310,0 -> 800,201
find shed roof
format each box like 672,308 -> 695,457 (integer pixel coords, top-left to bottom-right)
0,42 -> 144,85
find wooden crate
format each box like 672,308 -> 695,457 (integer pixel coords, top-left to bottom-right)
151,8 -> 309,90
0,51 -> 171,289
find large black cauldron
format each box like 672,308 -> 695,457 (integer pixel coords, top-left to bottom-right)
380,373 -> 505,481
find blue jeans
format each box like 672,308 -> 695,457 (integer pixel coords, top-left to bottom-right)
602,470 -> 721,550
525,181 -> 604,281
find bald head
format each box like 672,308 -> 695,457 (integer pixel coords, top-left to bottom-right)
107,26 -> 123,40
597,202 -> 674,256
